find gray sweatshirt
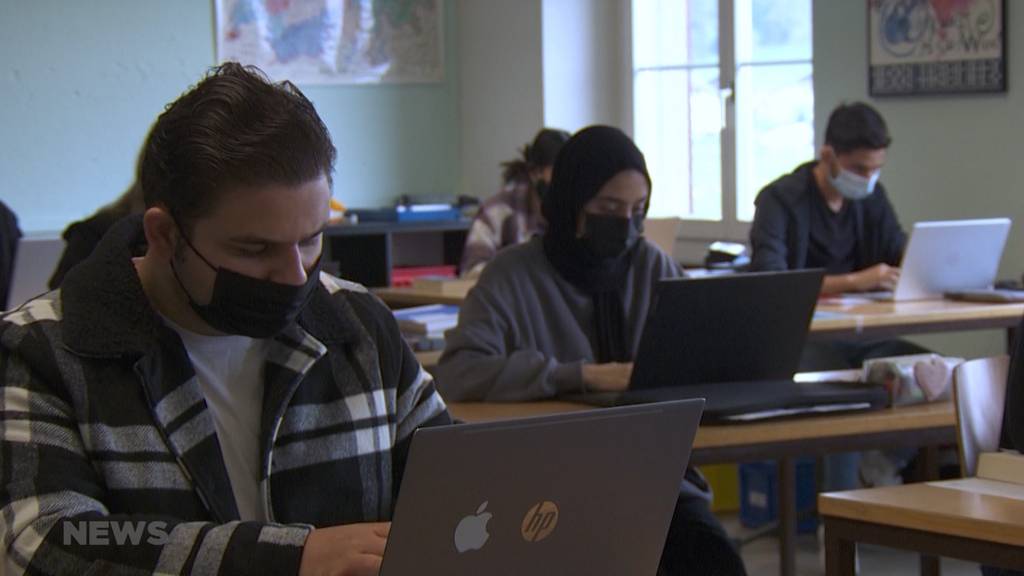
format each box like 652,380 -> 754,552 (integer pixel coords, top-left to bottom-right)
435,236 -> 683,402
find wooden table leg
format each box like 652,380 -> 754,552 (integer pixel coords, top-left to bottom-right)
920,554 -> 940,576
824,520 -> 856,576
779,457 -> 797,576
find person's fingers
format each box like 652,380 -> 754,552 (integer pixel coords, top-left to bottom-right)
369,522 -> 391,539
360,534 -> 388,558
348,553 -> 384,576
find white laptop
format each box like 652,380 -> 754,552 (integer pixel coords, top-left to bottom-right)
6,235 -> 64,310
644,217 -> 681,257
861,218 -> 1011,302
380,400 -> 704,575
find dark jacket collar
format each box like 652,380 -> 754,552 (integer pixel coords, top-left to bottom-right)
771,161 -> 819,209
61,216 -> 358,359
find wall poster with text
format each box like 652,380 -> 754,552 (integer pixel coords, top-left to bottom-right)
869,0 -> 1006,96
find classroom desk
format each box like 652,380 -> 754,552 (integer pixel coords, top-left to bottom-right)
447,398 -> 956,576
380,282 -> 1024,341
812,298 -> 1024,341
374,286 -> 467,307
819,480 -> 1024,575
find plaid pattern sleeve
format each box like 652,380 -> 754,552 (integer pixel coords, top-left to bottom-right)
0,297 -> 310,576
460,181 -> 536,276
320,274 -> 451,467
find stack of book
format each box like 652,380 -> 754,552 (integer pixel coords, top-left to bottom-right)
391,265 -> 457,287
392,304 -> 459,351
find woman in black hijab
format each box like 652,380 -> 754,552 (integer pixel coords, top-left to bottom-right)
542,124 -> 651,365
436,125 -> 747,575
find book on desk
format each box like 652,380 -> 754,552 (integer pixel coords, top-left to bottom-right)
392,304 -> 459,351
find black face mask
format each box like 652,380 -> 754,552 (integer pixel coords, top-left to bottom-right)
581,213 -> 643,260
170,233 -> 321,339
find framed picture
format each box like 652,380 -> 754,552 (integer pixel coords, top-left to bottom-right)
215,0 -> 444,85
868,0 -> 1006,96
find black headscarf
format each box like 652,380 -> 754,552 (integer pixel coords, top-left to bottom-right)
541,125 -> 651,363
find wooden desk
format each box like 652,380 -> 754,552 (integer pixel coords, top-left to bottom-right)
381,282 -> 1024,340
812,298 -> 1024,341
447,399 -> 956,576
820,480 -> 1024,575
449,401 -> 955,465
374,286 -> 468,307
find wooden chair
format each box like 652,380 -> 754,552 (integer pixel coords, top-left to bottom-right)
952,355 -> 1010,477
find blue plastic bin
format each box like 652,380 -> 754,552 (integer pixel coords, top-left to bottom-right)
739,459 -> 818,534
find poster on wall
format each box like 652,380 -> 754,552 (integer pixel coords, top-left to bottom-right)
215,0 -> 443,84
868,0 -> 1005,96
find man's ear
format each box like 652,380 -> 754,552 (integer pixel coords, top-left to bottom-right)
142,207 -> 178,261
819,145 -> 840,178
819,144 -> 835,164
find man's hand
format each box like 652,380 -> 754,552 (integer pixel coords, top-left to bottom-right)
852,263 -> 901,291
581,362 -> 634,392
299,522 -> 390,576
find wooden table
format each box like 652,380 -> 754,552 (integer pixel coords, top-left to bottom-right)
448,401 -> 955,465
812,297 -> 1024,341
374,286 -> 467,307
447,399 -> 957,576
380,283 -> 1024,341
820,480 -> 1024,575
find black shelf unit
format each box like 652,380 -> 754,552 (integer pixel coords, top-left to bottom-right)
323,220 -> 471,287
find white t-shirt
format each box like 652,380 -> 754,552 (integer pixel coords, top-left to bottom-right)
163,317 -> 268,522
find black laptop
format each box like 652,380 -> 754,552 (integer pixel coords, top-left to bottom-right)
563,269 -> 888,422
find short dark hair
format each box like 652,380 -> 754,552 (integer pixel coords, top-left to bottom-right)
501,128 -> 571,183
824,102 -> 891,154
140,62 -> 336,229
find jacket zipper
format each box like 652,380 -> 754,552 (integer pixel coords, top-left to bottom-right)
134,363 -> 215,517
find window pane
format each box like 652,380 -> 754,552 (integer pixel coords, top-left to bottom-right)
735,0 -> 812,64
633,0 -> 719,69
635,68 -> 722,220
734,62 -> 814,222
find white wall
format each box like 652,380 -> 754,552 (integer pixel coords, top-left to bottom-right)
1,0 -> 460,233
456,0 -> 544,199
455,0 -> 636,202
814,2 -> 1023,358
542,0 -> 632,133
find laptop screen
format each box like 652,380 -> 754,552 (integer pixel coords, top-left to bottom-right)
630,269 -> 824,389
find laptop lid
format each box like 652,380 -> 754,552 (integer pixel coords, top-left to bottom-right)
6,235 -> 64,310
643,217 -> 681,257
891,218 -> 1012,301
630,269 -> 824,390
380,399 -> 704,576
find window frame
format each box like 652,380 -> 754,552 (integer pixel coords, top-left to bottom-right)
628,0 -> 814,244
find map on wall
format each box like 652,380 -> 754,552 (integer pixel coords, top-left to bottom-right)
215,0 -> 443,84
868,0 -> 1005,96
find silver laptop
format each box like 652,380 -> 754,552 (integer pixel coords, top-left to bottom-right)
862,218 -> 1011,301
6,234 -> 64,310
380,399 -> 704,576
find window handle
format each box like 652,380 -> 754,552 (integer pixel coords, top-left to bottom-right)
719,83 -> 734,131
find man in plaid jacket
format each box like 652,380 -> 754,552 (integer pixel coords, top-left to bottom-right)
0,63 -> 450,575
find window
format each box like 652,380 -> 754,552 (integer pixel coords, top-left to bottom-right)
632,0 -> 813,239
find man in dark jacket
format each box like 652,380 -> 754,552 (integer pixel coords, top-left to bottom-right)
750,102 -> 905,294
0,63 -> 449,576
750,102 -> 926,371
